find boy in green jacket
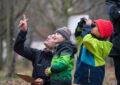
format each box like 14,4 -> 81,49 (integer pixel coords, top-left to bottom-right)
45,27 -> 77,85
74,18 -> 113,85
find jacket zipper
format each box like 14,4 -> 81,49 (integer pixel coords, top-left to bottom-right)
88,68 -> 90,83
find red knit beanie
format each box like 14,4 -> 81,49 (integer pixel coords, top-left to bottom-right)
94,19 -> 114,38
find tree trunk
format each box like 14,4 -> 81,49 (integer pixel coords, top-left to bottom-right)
0,0 -> 4,70
6,23 -> 16,77
5,0 -> 31,77
0,38 -> 3,70
6,0 -> 16,77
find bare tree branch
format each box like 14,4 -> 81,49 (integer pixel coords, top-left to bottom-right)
32,25 -> 46,39
69,0 -> 100,15
15,0 -> 31,20
72,0 -> 80,6
49,0 -> 61,14
36,7 -> 57,30
62,0 -> 72,16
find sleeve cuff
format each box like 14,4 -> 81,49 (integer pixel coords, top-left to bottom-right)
19,30 -> 27,38
81,25 -> 91,38
75,25 -> 83,37
48,68 -> 52,74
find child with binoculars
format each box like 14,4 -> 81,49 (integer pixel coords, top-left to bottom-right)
74,18 -> 113,85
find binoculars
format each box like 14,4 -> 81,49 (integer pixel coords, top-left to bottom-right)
79,17 -> 96,28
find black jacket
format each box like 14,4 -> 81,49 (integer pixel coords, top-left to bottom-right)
106,0 -> 120,57
14,30 -> 53,85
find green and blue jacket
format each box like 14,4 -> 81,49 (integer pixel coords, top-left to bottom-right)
74,24 -> 113,84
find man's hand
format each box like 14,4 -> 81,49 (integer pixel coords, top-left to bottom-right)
85,19 -> 92,26
19,14 -> 27,32
34,78 -> 43,85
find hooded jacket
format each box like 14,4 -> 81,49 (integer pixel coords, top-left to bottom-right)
48,40 -> 77,83
106,0 -> 120,57
74,24 -> 112,84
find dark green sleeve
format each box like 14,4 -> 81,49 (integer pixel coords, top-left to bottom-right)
51,48 -> 73,73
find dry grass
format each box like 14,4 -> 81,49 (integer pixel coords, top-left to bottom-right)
0,67 -> 32,85
0,67 -> 117,85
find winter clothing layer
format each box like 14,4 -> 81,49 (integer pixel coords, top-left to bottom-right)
48,40 -> 77,85
106,0 -> 120,85
113,57 -> 120,85
94,19 -> 113,38
106,0 -> 120,57
55,27 -> 71,40
14,30 -> 53,85
74,24 -> 112,85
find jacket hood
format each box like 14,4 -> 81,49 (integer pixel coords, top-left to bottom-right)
56,40 -> 77,55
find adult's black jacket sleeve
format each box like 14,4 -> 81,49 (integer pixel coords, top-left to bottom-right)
14,30 -> 39,62
106,0 -> 120,20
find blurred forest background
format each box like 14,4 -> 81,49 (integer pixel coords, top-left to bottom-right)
0,0 -> 116,85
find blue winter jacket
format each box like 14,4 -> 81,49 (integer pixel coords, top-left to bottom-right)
74,24 -> 112,85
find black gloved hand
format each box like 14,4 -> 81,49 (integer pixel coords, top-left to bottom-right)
78,17 -> 87,28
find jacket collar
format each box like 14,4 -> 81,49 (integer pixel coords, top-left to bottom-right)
91,34 -> 107,41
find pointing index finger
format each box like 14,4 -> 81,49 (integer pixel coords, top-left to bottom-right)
23,14 -> 26,21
